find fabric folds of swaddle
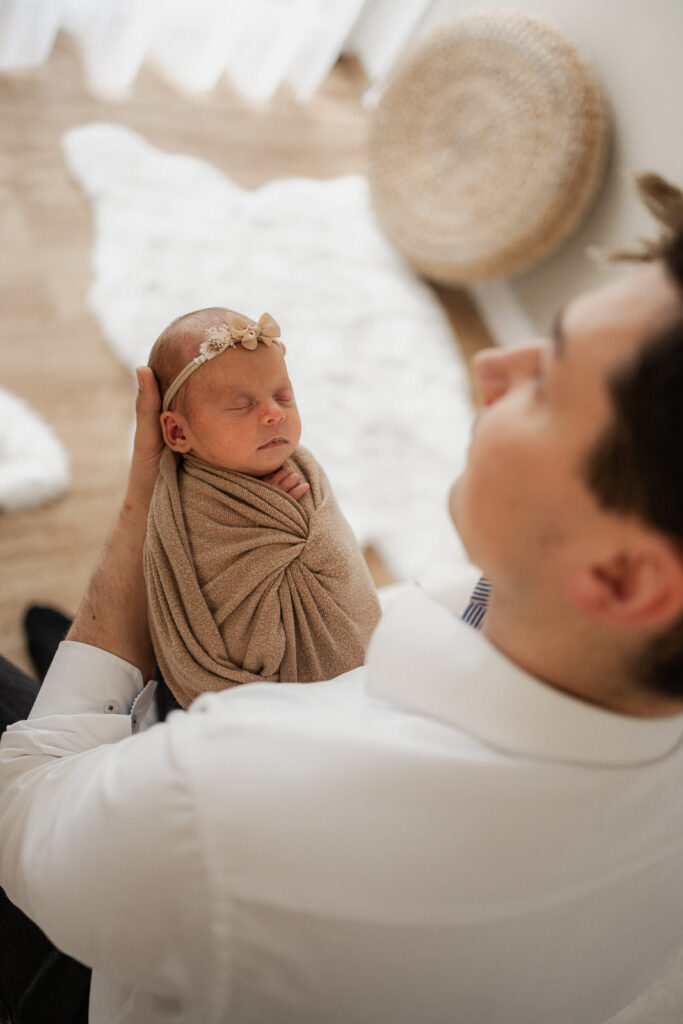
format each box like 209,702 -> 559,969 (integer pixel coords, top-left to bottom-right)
144,445 -> 381,707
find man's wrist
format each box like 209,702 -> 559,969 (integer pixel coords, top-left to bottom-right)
122,489 -> 154,520
66,491 -> 155,679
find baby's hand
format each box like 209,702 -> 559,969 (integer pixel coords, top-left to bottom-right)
262,466 -> 310,502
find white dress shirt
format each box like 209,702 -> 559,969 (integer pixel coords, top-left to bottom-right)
1,576 -> 683,1024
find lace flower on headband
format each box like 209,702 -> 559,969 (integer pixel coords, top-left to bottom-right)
161,312 -> 283,412
200,313 -> 281,356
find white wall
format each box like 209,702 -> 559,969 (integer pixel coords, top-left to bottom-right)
419,0 -> 683,331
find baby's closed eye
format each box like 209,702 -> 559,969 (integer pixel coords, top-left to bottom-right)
225,395 -> 253,411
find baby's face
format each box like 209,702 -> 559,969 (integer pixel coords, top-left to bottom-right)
180,343 -> 302,475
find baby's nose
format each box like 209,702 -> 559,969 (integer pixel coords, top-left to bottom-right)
261,402 -> 285,423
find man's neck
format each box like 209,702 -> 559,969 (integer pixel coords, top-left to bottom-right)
482,593 -> 683,719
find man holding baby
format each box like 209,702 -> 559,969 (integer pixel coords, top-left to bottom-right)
1,225 -> 683,1024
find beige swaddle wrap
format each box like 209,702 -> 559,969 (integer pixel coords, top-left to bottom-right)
144,445 -> 381,707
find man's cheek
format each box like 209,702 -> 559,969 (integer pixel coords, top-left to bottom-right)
448,476 -> 463,528
449,468 -> 490,545
475,414 -> 516,462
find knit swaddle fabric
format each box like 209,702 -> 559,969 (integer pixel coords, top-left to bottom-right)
144,445 -> 381,707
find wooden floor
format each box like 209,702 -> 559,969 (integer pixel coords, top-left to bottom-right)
0,34 -> 491,676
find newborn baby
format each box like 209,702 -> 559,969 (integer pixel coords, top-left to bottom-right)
144,306 -> 381,708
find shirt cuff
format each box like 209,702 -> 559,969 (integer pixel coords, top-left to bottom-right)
29,640 -> 148,721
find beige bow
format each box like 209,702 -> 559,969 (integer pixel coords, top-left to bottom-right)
201,313 -> 281,355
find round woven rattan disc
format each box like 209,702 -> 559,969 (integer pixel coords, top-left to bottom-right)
367,12 -> 610,284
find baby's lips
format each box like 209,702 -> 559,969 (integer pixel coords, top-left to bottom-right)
258,436 -> 288,450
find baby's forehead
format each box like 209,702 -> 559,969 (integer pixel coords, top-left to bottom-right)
193,342 -> 289,395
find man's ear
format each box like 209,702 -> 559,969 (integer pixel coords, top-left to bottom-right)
160,411 -> 192,453
569,538 -> 683,630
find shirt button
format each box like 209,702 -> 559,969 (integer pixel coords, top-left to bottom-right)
104,700 -> 120,714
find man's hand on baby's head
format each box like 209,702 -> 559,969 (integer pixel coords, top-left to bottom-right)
262,467 -> 310,502
126,367 -> 164,511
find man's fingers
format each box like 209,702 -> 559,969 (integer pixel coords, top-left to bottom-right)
133,369 -> 162,446
134,368 -> 162,432
127,367 -> 164,507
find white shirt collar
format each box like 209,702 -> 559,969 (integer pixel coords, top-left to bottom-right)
366,586 -> 683,767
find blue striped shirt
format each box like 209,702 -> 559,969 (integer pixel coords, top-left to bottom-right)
460,576 -> 491,631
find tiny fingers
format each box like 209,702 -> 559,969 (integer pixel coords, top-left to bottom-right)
266,467 -> 292,485
280,470 -> 301,489
263,467 -> 310,501
288,481 -> 310,501
278,470 -> 303,492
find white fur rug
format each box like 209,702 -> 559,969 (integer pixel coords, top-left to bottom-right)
0,387 -> 70,512
62,123 -> 474,580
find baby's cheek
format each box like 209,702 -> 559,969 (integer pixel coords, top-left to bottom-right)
289,410 -> 303,446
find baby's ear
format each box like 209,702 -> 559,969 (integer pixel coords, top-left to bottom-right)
160,411 -> 192,453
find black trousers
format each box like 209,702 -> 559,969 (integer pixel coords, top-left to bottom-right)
0,655 -> 91,1024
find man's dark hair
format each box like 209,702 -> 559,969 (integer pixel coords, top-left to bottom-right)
584,228 -> 683,697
